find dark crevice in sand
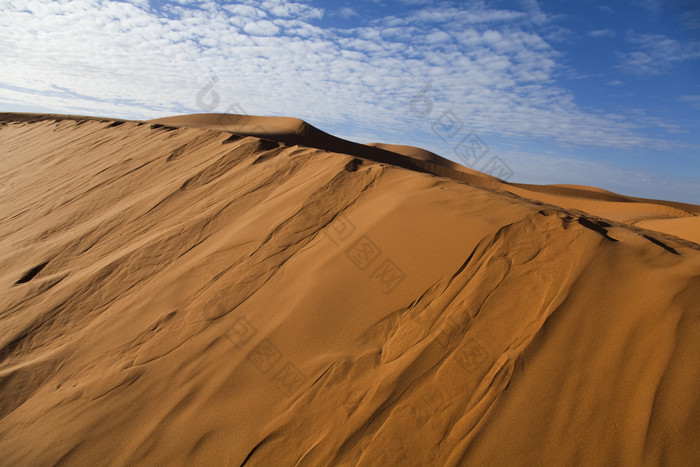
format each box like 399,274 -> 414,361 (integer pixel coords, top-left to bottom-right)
14,260 -> 50,285
642,235 -> 680,255
577,217 -> 618,242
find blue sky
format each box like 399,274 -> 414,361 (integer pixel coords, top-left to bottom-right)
1,0 -> 699,203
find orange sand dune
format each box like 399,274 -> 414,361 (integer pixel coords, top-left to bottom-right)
151,113 -> 506,186
0,113 -> 699,465
151,113 -> 700,243
635,216 -> 700,245
509,183 -> 700,216
365,142 -> 483,175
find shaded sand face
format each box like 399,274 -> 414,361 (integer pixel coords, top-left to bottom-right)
0,114 -> 698,465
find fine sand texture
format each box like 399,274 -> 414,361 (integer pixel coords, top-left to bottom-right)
0,113 -> 699,465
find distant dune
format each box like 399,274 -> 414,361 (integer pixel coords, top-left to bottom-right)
0,113 -> 698,465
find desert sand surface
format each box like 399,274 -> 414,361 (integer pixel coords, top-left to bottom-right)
152,113 -> 700,243
0,112 -> 699,465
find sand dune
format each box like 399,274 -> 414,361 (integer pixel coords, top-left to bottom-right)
635,216 -> 700,245
364,143 -> 482,175
151,114 -> 700,243
151,113 -> 507,187
0,113 -> 699,465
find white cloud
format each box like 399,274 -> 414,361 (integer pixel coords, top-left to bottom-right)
336,7 -> 358,19
617,31 -> 700,75
424,30 -> 452,44
588,28 -> 615,38
0,0 -> 691,156
679,94 -> 700,110
259,0 -> 323,20
519,0 -> 548,25
222,4 -> 267,19
243,19 -> 280,36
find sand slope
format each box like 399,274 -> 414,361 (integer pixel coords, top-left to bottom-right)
151,114 -> 700,243
0,114 -> 699,465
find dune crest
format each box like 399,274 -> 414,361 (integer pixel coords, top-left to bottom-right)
0,113 -> 698,465
150,113 -> 700,243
